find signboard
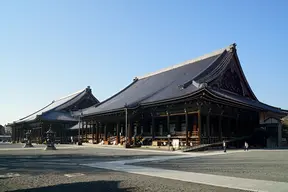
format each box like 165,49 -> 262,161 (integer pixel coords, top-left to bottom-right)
172,139 -> 179,149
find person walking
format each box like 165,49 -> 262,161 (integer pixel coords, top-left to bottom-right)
223,140 -> 226,153
244,141 -> 249,151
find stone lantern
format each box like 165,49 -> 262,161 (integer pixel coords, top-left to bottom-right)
45,128 -> 56,150
23,130 -> 33,148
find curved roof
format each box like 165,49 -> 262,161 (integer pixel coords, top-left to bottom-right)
208,89 -> 285,114
12,86 -> 98,124
83,43 -> 286,116
83,45 -> 230,116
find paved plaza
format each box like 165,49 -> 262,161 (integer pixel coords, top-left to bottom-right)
0,144 -> 288,192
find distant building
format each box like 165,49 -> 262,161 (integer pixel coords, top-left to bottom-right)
0,125 -> 5,135
8,86 -> 99,143
4,125 -> 12,135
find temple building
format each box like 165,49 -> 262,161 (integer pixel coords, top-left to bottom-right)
79,44 -> 287,148
9,86 -> 99,143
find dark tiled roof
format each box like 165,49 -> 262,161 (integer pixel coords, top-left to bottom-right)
41,111 -> 78,122
83,46 -> 230,116
83,43 -> 285,116
13,87 -> 97,124
208,89 -> 285,114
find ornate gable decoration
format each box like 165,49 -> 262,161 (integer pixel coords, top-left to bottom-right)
219,67 -> 243,95
210,56 -> 252,98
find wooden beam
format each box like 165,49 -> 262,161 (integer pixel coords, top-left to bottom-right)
158,111 -> 199,117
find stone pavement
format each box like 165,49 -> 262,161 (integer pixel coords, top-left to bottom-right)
0,145 -> 245,192
0,143 -> 84,151
83,150 -> 288,192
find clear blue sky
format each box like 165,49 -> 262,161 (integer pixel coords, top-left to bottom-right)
1,0 -> 288,125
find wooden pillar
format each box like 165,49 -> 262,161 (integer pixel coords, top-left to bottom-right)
166,111 -> 170,134
134,121 -> 137,137
197,110 -> 201,144
127,122 -> 132,144
40,122 -> 43,142
141,124 -> 144,135
104,124 -> 107,141
15,126 -> 17,142
151,114 -> 155,140
11,126 -> 15,142
124,108 -> 128,145
236,114 -> 239,137
207,110 -> 211,144
227,118 -> 231,138
92,121 -> 95,143
185,108 -> 189,145
219,114 -> 223,140
78,122 -> 81,142
116,123 -> 120,144
81,121 -> 84,140
17,127 -> 19,142
95,122 -> 99,143
85,121 -> 88,142
130,122 -> 133,143
176,116 -> 181,132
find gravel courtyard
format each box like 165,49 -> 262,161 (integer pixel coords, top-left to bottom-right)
0,144 -> 248,192
132,150 -> 288,182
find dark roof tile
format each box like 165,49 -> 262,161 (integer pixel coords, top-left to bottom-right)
83,46 -> 228,116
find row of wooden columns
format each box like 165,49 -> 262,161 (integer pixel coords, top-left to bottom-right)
79,121 -> 123,144
162,109 -> 192,145
204,112 -> 240,142
79,109 -> 201,145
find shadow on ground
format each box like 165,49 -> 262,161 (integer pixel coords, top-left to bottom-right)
0,153 -> 163,175
7,180 -> 132,192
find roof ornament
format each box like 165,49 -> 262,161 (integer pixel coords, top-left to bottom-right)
86,86 -> 92,93
228,43 -> 237,52
133,77 -> 138,81
200,83 -> 208,88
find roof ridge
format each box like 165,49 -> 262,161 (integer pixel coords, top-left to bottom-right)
19,101 -> 55,121
137,44 -> 236,80
18,88 -> 86,122
55,89 -> 85,102
83,80 -> 139,116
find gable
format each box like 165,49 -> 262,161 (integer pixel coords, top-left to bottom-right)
64,94 -> 99,112
55,87 -> 99,112
208,50 -> 257,100
264,117 -> 280,124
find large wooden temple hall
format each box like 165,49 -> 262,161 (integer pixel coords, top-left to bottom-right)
9,43 -> 287,148
9,86 -> 99,143
79,43 -> 287,148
